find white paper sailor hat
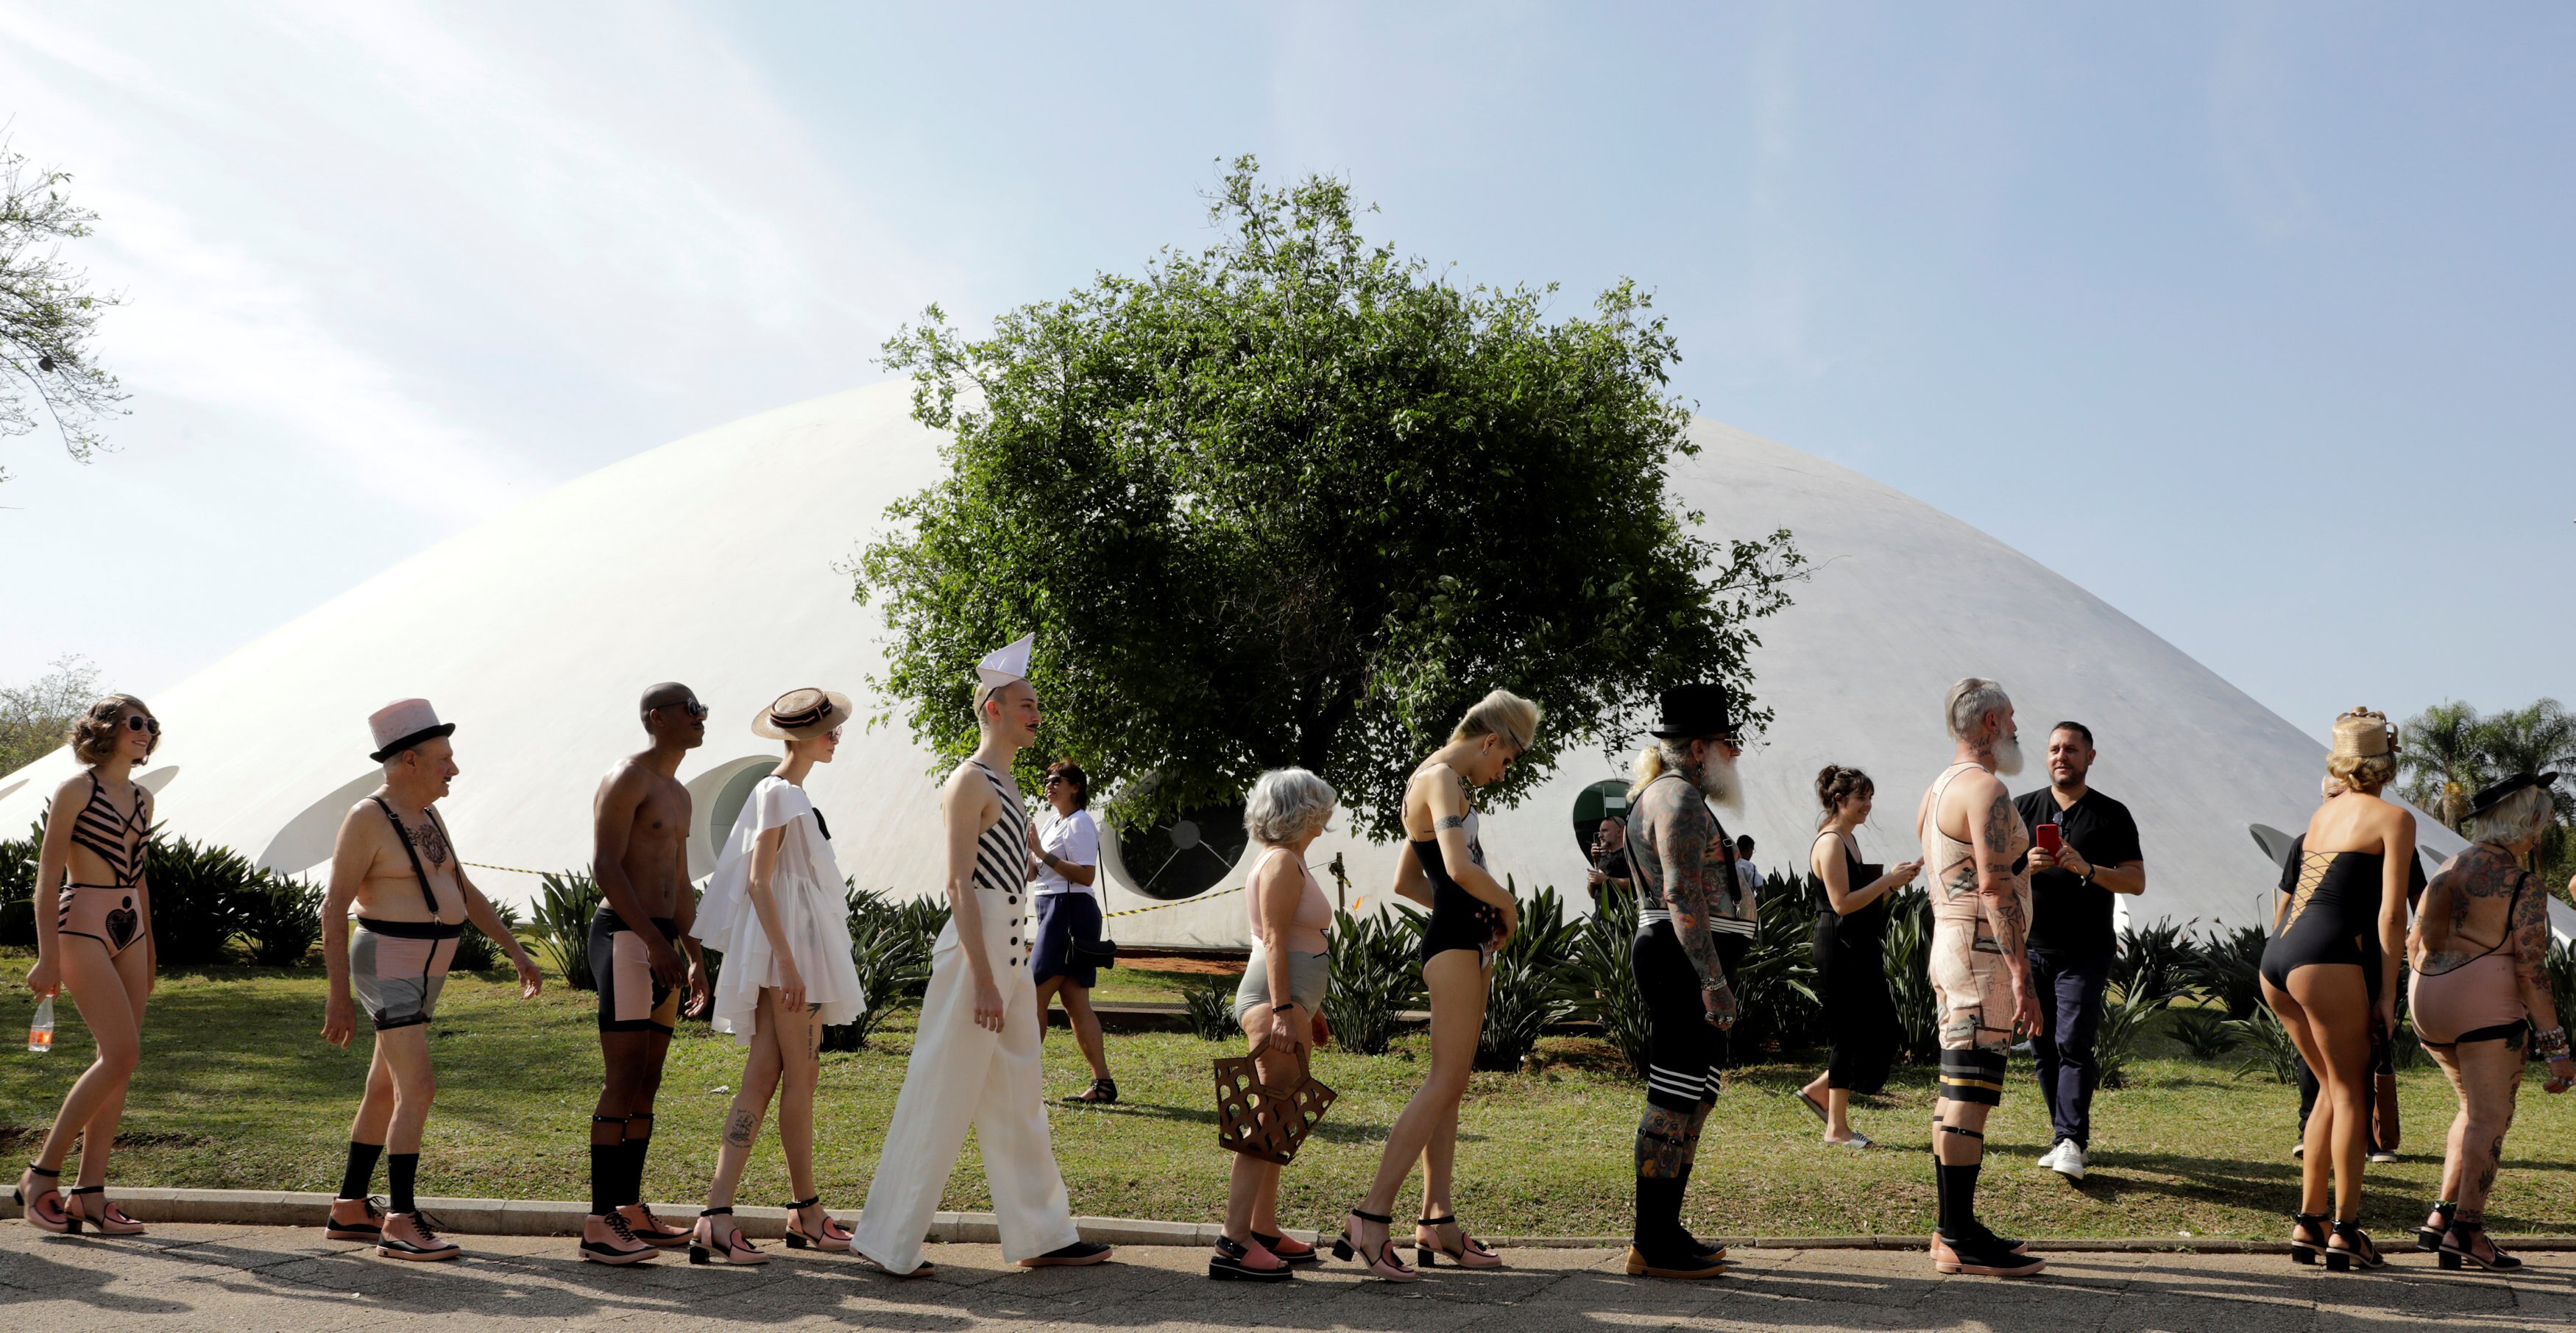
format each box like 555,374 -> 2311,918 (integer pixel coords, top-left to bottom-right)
977,634 -> 1034,689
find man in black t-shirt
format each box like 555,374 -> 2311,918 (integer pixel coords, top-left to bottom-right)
2015,721 -> 2146,1182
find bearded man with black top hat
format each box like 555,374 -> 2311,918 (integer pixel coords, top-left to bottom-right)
1618,683 -> 1747,1280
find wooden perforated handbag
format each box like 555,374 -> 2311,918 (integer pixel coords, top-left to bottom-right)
1213,1048 -> 1337,1166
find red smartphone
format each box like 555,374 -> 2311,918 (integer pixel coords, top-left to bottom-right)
2034,823 -> 2062,855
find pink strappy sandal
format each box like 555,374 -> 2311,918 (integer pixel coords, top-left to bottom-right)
1414,1214 -> 1501,1269
64,1186 -> 147,1236
782,1196 -> 853,1252
1330,1208 -> 1417,1282
688,1207 -> 769,1266
15,1164 -> 70,1234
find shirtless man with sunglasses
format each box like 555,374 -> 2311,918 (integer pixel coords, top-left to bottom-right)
578,682 -> 714,1264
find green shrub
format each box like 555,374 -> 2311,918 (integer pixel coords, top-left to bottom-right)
1183,975 -> 1240,1042
1880,888 -> 1940,1064
234,876 -> 324,967
2114,919 -> 2201,1005
822,886 -> 948,1051
2190,924 -> 2268,1020
1476,880 -> 1580,1072
0,821 -> 40,947
143,831 -> 257,966
1730,872 -> 1822,1057
1574,877 -> 1649,1076
2547,937 -> 2576,1038
531,871 -> 603,990
1323,905 -> 1424,1056
2225,1005 -> 2301,1084
2092,981 -> 2170,1090
453,899 -> 523,973
2170,1008 -> 2237,1059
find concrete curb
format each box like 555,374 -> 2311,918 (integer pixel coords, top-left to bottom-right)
4,1191 -> 2573,1251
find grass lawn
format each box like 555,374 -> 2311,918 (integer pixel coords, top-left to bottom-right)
4,955 -> 2573,1241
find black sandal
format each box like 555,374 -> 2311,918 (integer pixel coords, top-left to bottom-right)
2438,1220 -> 2522,1273
2413,1201 -> 2455,1253
2288,1211 -> 2329,1265
1063,1078 -> 1117,1105
2324,1219 -> 2383,1272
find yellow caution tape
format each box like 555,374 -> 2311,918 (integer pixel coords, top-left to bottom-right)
1102,883 -> 1242,919
461,860 -> 558,878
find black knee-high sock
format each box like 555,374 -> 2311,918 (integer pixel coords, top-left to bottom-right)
590,1142 -> 619,1216
1935,1161 -> 1980,1240
386,1153 -> 419,1215
620,1116 -> 654,1207
1634,1176 -> 1683,1248
338,1142 -> 383,1201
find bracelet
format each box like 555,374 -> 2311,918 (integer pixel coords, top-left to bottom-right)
2536,1026 -> 2572,1063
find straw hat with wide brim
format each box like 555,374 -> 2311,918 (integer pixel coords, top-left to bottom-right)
753,688 -> 854,740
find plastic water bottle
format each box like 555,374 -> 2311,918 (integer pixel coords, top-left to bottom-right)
27,995 -> 54,1053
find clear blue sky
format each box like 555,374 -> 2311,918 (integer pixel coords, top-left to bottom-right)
2,2 -> 2568,741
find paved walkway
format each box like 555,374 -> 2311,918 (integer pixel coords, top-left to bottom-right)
3,1224 -> 2570,1332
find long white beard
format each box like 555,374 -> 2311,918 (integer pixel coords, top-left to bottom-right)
1989,734 -> 2025,777
1700,751 -> 1746,815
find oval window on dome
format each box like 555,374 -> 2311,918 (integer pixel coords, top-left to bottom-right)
1104,801 -> 1248,902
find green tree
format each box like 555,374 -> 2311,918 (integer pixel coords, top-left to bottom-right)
856,158 -> 1804,837
2397,700 -> 2488,828
1,136 -> 127,483
0,655 -> 101,777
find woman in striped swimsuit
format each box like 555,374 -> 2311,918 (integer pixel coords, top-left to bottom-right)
16,696 -> 163,1237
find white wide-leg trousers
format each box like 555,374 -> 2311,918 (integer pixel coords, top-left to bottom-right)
851,901 -> 1081,1273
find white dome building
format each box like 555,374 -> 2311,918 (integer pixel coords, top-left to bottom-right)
5,383 -> 2544,945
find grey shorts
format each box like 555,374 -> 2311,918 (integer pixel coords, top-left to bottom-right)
352,918 -> 462,1031
1231,947 -> 1329,1025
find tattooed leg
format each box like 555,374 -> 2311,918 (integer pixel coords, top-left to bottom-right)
1637,1106 -> 1693,1180
704,993 -> 791,1213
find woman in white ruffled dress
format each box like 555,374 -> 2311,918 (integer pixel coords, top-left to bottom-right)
686,689 -> 867,1265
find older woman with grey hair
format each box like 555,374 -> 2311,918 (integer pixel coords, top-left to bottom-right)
1210,767 -> 1340,1282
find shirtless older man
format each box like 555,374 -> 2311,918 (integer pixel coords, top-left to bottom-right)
580,681 -> 713,1265
321,699 -> 543,1262
1914,677 -> 2044,1278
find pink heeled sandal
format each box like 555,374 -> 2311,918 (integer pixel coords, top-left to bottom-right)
688,1207 -> 768,1266
14,1164 -> 70,1235
64,1186 -> 147,1236
782,1196 -> 852,1253
1330,1208 -> 1417,1282
1414,1214 -> 1501,1269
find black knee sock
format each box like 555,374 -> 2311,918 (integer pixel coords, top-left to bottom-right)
338,1142 -> 383,1201
1935,1160 -> 1981,1240
387,1153 -> 419,1215
621,1136 -> 651,1208
590,1142 -> 618,1217
1633,1175 -> 1683,1249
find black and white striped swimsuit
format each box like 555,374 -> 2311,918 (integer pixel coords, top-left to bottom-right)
59,771 -> 149,956
965,760 -> 1033,968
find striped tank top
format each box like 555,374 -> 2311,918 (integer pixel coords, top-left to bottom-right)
966,760 -> 1029,894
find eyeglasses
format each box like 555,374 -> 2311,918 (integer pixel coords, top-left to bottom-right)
652,699 -> 709,719
1042,775 -> 1069,786
125,715 -> 160,735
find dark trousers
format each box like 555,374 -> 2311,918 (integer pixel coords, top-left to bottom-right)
2028,950 -> 2110,1149
1711,933 -> 1751,1072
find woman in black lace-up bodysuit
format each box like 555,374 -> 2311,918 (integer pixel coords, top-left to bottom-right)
16,696 -> 163,1237
2260,709 -> 2416,1273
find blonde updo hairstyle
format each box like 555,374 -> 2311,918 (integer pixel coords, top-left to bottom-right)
2326,707 -> 2398,796
69,693 -> 158,767
1451,689 -> 1540,755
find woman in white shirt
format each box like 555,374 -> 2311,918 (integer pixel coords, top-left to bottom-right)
685,689 -> 867,1265
1028,761 -> 1115,1103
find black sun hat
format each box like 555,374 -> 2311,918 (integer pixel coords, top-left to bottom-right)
2465,771 -> 2558,819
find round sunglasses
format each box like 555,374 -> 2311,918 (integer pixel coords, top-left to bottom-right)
124,714 -> 160,735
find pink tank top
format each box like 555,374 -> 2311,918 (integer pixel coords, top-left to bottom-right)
1245,846 -> 1332,954
1920,762 -> 2026,927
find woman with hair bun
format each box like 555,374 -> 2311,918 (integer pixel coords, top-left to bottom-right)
1792,766 -> 1920,1148
15,695 -> 163,1236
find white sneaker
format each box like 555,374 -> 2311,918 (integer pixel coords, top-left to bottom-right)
2049,1142 -> 2087,1181
2035,1140 -> 2066,1172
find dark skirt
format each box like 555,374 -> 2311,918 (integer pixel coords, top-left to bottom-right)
1814,905 -> 1897,1095
1032,892 -> 1103,988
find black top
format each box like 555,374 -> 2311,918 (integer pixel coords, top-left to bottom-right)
2014,786 -> 2141,958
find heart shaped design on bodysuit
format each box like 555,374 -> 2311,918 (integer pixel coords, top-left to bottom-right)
104,901 -> 140,952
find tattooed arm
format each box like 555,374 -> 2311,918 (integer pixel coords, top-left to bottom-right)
1963,773 -> 2039,1033
1641,777 -> 1735,1025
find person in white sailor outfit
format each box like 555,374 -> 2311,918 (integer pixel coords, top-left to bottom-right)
848,634 -> 1113,1276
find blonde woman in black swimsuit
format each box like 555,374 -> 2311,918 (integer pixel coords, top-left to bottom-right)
2260,709 -> 2416,1270
1334,690 -> 1535,1281
15,696 -> 161,1236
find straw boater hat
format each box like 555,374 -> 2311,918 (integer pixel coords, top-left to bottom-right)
369,699 -> 455,763
2329,707 -> 2396,759
753,688 -> 853,740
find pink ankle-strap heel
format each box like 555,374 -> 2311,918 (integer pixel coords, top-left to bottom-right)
1330,1208 -> 1416,1282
